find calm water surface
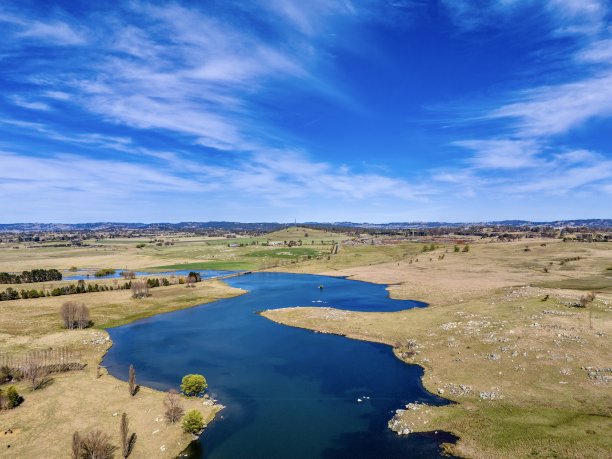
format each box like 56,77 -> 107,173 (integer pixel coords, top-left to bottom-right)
104,272 -> 454,458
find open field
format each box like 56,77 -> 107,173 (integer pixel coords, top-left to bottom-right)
0,330 -> 220,458
0,278 -> 244,458
262,239 -> 612,458
0,227 -> 349,274
1,229 -> 610,458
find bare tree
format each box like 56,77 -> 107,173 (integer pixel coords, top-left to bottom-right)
120,413 -> 137,458
128,365 -> 137,396
164,389 -> 184,423
72,431 -> 82,459
79,430 -> 117,459
121,270 -> 136,280
75,304 -> 90,329
130,280 -> 149,299
61,302 -> 90,329
61,301 -> 78,328
21,355 -> 50,390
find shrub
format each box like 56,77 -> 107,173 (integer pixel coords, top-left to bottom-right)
578,292 -> 596,308
7,386 -> 21,408
94,268 -> 116,277
454,245 -> 460,252
0,365 -> 19,384
462,244 -> 470,252
79,430 -> 117,459
181,374 -> 207,396
181,410 -> 205,434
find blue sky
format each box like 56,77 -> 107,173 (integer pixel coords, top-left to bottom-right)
1,0 -> 611,223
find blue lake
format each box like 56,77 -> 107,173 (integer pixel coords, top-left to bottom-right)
103,272 -> 455,458
64,269 -> 238,281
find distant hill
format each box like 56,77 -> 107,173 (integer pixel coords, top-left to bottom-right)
0,219 -> 610,232
0,222 -> 286,232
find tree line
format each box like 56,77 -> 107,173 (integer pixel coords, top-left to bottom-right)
0,268 -> 62,284
0,273 -> 203,302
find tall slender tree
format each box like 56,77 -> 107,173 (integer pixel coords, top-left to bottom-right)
120,412 -> 137,458
128,365 -> 137,396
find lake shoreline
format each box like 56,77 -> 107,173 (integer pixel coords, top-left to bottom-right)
105,271 -> 455,458
258,307 -> 461,456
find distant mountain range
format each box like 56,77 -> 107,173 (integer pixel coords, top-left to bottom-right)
0,219 -> 611,232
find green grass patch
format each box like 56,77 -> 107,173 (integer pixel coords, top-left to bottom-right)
466,404 -> 612,458
532,275 -> 612,292
244,248 -> 320,259
149,261 -> 256,271
94,268 -> 116,277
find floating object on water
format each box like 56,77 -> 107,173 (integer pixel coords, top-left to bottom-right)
318,285 -> 324,289
357,398 -> 363,402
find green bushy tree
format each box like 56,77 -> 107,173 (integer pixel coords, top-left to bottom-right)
181,410 -> 204,434
181,374 -> 207,396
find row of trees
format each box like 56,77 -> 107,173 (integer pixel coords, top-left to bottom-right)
0,281 -> 130,301
0,276 -> 186,302
0,268 -> 62,284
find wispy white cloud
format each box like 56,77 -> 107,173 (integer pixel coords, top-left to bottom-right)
489,73 -> 612,137
453,139 -> 540,169
576,38 -> 612,63
0,1 -> 610,221
440,0 -> 609,35
436,0 -> 612,201
546,0 -> 608,35
10,95 -> 51,111
0,12 -> 85,45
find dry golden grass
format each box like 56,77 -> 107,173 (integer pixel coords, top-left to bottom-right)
262,240 -> 612,458
1,235 -> 610,458
0,279 -> 243,458
0,279 -> 244,345
0,227 -> 349,274
0,330 -> 219,458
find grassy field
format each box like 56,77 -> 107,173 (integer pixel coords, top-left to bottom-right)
1,230 -> 610,458
0,227 -> 349,274
0,279 -> 244,458
262,239 -> 612,458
